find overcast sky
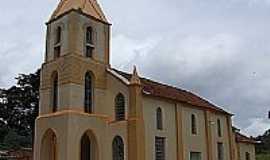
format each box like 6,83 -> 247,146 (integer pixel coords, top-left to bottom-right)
0,0 -> 270,136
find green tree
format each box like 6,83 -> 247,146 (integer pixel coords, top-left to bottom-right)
256,129 -> 270,154
0,69 -> 40,149
3,129 -> 32,150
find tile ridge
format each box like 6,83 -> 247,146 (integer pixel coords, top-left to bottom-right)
112,68 -> 232,115
82,0 -> 87,10
51,0 -> 68,19
88,0 -> 106,21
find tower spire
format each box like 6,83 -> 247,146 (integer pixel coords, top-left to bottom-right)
50,0 -> 109,23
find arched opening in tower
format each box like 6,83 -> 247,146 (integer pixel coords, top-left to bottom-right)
80,130 -> 99,160
41,129 -> 57,160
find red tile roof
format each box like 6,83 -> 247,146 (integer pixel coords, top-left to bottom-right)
235,132 -> 257,144
113,69 -> 232,115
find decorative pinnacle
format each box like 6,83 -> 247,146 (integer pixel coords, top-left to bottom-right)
130,65 -> 141,85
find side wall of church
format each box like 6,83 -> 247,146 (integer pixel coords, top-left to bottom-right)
103,73 -> 129,120
142,96 -> 234,160
209,113 -> 232,160
181,104 -> 208,160
142,97 -> 178,160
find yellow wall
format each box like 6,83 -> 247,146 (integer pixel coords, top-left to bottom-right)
103,73 -> 129,119
46,15 -> 70,62
182,104 -> 208,160
45,11 -> 109,64
210,113 -> 231,160
142,97 -> 177,160
142,98 -> 235,160
35,111 -> 128,160
36,69 -> 130,160
238,143 -> 256,160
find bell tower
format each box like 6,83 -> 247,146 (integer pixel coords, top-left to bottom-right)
39,0 -> 111,114
34,1 -> 112,160
45,0 -> 110,64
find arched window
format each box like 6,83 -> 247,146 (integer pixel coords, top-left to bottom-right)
80,131 -> 98,160
81,134 -> 91,160
191,114 -> 197,135
112,136 -> 124,160
41,129 -> 57,160
52,73 -> 58,112
115,93 -> 125,121
156,107 -> 163,130
217,119 -> 222,137
84,72 -> 93,113
85,26 -> 94,58
54,26 -> 62,59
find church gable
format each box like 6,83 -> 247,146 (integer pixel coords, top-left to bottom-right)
102,69 -> 130,120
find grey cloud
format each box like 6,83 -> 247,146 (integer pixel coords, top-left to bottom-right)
111,31 -> 270,136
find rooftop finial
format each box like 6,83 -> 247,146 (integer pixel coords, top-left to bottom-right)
130,65 -> 141,85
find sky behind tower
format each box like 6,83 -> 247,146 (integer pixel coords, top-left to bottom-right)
0,0 -> 270,136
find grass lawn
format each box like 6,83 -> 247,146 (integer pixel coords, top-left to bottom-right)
256,154 -> 270,160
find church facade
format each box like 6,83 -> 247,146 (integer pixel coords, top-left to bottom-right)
33,0 -> 256,160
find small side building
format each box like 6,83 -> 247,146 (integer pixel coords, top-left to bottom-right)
233,128 -> 257,160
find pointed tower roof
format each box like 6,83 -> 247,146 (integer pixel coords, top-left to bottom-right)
50,0 -> 109,24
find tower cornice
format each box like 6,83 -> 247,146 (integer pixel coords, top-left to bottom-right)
46,8 -> 111,25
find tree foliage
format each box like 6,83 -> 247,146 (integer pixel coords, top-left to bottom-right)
256,129 -> 270,154
0,69 -> 40,149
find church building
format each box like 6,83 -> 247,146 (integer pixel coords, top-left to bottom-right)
33,0 -> 256,160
